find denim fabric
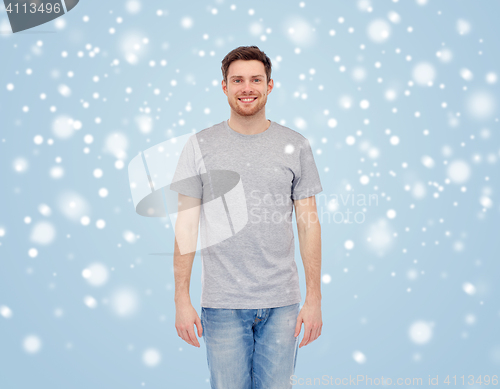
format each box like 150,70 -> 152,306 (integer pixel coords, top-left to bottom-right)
201,302 -> 300,389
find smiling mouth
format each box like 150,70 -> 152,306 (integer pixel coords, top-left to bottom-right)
238,97 -> 257,103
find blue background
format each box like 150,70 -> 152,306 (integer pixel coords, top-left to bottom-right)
1,0 -> 499,387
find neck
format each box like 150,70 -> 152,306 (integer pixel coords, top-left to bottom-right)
227,112 -> 271,135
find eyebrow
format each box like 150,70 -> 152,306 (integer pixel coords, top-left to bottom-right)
229,75 -> 265,80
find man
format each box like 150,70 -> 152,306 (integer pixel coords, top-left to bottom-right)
170,45 -> 323,388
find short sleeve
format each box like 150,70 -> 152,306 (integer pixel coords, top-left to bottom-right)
169,135 -> 203,199
291,138 -> 323,201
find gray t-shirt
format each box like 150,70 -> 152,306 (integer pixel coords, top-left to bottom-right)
169,119 -> 323,309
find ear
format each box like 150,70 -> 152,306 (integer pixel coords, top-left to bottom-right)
267,78 -> 274,95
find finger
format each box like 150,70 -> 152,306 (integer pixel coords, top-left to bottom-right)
185,328 -> 196,347
308,326 -> 320,345
300,327 -> 311,347
304,326 -> 314,346
187,326 -> 200,347
299,326 -> 312,348
294,317 -> 302,337
176,327 -> 185,342
195,316 -> 203,337
315,325 -> 321,339
182,329 -> 194,346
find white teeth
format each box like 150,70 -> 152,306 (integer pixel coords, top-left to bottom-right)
240,98 -> 256,102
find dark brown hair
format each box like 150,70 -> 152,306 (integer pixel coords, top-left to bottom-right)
221,45 -> 272,85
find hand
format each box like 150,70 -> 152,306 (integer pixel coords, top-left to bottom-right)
294,300 -> 322,348
175,301 -> 203,348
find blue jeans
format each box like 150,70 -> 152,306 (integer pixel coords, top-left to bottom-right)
200,302 -> 300,389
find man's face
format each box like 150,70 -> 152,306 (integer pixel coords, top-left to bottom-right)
223,59 -> 273,117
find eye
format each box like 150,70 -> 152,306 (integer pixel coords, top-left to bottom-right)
233,79 -> 261,83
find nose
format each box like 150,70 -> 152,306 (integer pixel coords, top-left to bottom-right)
240,80 -> 256,93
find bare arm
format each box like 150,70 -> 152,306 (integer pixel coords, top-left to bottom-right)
173,193 -> 200,302
295,195 -> 322,303
293,195 -> 323,347
173,193 -> 203,347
